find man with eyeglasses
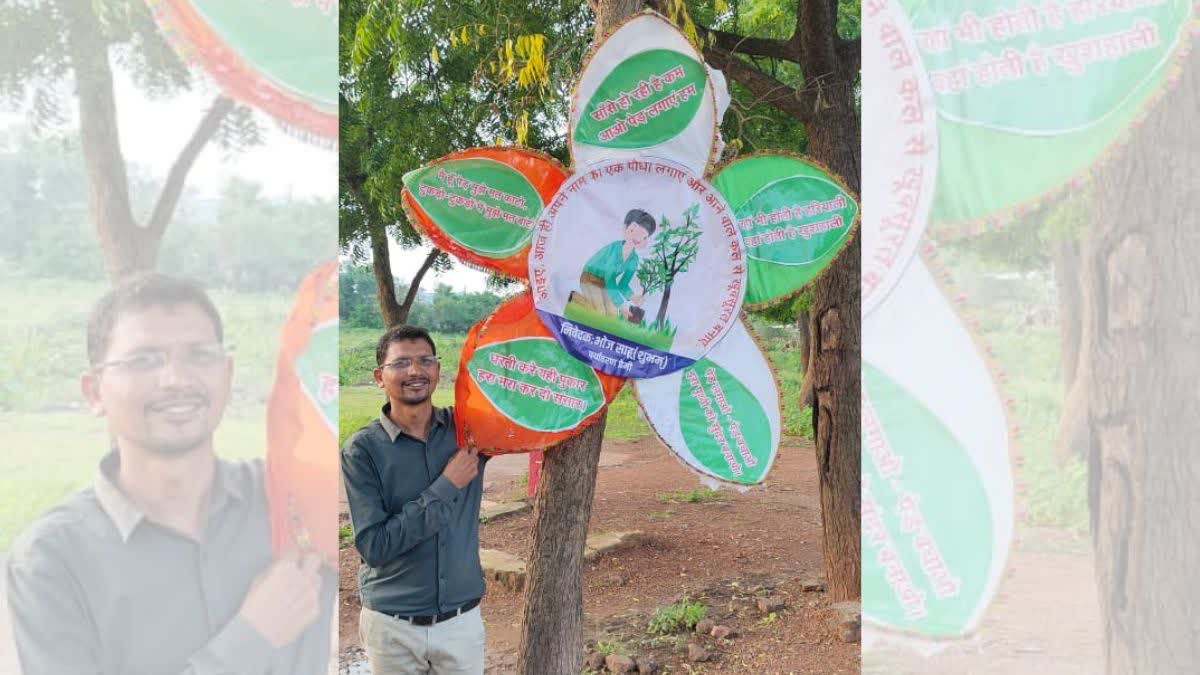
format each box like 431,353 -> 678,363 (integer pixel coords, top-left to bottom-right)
341,324 -> 488,674
5,273 -> 332,674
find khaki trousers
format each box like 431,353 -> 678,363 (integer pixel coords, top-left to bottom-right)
359,605 -> 485,674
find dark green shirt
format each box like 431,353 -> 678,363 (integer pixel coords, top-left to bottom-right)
5,452 -> 334,675
340,405 -> 486,616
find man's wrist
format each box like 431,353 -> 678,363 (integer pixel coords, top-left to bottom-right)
427,474 -> 463,502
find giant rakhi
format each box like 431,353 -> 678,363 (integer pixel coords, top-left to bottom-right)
148,0 -> 338,141
401,10 -> 858,486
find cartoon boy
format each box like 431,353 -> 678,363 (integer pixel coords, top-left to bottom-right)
575,208 -> 656,323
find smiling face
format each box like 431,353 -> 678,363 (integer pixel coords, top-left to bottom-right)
624,221 -> 651,250
81,304 -> 233,458
374,338 -> 441,407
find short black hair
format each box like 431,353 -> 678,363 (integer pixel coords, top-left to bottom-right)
624,208 -> 657,236
87,273 -> 224,365
376,325 -> 437,366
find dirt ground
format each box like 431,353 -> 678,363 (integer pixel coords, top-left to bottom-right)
338,435 -> 860,674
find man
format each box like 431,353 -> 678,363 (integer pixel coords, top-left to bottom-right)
573,208 -> 656,323
341,325 -> 488,674
5,273 -> 333,675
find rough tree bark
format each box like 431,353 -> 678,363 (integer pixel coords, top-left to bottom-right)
795,0 -> 862,603
516,4 -> 640,672
697,0 -> 861,601
516,413 -> 608,674
1085,47 -> 1198,674
60,2 -> 232,281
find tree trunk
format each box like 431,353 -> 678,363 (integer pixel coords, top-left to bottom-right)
59,1 -> 228,282
61,1 -> 140,279
655,282 -> 673,327
796,308 -> 814,409
398,249 -> 441,323
798,0 -> 862,602
517,1 -> 641,671
1055,238 -> 1090,464
1086,47 -> 1198,674
369,224 -> 406,327
517,412 -> 607,674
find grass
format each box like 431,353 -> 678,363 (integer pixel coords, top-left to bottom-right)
749,317 -> 812,440
602,385 -> 651,441
563,300 -> 677,352
339,523 -> 354,547
656,487 -> 723,504
647,597 -> 707,635
594,639 -> 626,656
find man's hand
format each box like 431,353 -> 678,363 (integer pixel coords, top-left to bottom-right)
442,446 -> 480,489
238,552 -> 322,648
630,293 -> 645,306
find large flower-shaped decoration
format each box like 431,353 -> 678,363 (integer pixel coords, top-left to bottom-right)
401,10 -> 859,487
148,0 -> 338,141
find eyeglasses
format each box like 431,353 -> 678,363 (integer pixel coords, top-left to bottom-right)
381,355 -> 440,370
93,343 -> 231,376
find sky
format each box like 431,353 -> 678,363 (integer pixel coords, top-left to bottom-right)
388,244 -> 494,294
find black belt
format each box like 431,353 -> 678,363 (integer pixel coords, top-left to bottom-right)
393,598 -> 480,626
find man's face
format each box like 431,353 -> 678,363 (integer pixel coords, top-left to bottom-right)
81,305 -> 232,458
624,222 -> 650,250
374,339 -> 440,406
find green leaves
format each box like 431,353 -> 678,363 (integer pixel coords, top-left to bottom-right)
637,202 -> 703,296
340,0 -> 589,257
572,48 -> 709,150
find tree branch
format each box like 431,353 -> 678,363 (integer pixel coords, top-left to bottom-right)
144,95 -> 236,238
705,29 -> 801,63
702,44 -> 817,124
399,248 -> 442,317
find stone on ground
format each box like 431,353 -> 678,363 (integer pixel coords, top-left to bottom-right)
480,500 -> 530,523
605,653 -> 636,673
829,601 -> 861,643
687,643 -> 711,662
479,548 -> 526,592
757,595 -> 786,614
584,531 -> 644,562
711,624 -> 734,639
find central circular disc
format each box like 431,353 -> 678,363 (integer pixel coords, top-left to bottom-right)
530,157 -> 746,378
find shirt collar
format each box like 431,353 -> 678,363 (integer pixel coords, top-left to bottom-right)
379,403 -> 448,443
93,450 -> 249,543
